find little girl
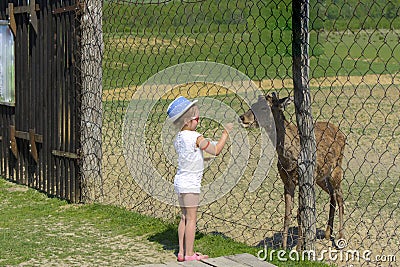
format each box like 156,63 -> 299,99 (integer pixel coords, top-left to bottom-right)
167,96 -> 233,262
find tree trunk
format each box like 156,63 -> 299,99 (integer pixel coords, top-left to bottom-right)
292,0 -> 316,251
80,0 -> 103,202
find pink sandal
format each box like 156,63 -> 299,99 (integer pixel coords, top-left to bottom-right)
184,252 -> 209,261
177,253 -> 185,262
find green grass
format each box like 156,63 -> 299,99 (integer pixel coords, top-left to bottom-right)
103,28 -> 400,89
103,0 -> 400,89
0,178 -> 332,266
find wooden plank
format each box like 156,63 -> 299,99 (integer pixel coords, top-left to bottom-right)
37,0 -> 45,192
134,254 -> 278,267
20,0 -> 27,185
7,4 -> 16,36
14,130 -> 43,143
14,3 -> 21,183
29,129 -> 39,163
44,0 -> 52,196
180,261 -> 208,267
10,126 -> 18,158
50,0 -> 58,196
135,260 -> 206,267
136,264 -> 167,267
226,253 -> 277,267
55,0 -> 62,198
52,3 -> 80,14
18,1 -> 29,185
60,0 -> 67,201
29,0 -> 39,33
164,262 -> 185,267
65,0 -> 73,202
28,16 -> 35,188
52,150 -> 79,159
6,107 -> 15,180
12,4 -> 40,14
28,2 -> 38,187
32,0 -> 41,190
202,256 -> 246,266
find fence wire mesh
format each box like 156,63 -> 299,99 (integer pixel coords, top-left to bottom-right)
99,0 -> 399,264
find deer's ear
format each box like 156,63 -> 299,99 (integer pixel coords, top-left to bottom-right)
271,92 -> 279,101
265,94 -> 273,105
280,97 -> 293,109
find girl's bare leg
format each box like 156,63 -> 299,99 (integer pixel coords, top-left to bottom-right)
180,193 -> 199,257
178,204 -> 186,256
184,206 -> 197,256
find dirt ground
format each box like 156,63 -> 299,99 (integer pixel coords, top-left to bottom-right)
18,228 -> 177,267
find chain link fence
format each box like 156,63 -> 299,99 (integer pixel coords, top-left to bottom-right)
99,0 -> 399,264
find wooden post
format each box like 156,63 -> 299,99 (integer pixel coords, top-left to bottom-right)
292,0 -> 316,251
80,0 -> 103,202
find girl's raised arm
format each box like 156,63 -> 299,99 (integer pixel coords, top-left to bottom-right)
197,123 -> 233,156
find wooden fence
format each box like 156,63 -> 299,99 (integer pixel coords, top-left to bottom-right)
0,0 -> 85,203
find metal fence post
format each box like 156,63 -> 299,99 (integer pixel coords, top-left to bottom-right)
292,0 -> 317,251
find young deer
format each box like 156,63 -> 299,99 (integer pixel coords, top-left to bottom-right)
240,93 -> 345,249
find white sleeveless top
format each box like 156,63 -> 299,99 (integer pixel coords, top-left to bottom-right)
174,130 -> 204,194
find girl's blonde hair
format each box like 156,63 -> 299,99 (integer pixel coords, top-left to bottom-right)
173,105 -> 198,130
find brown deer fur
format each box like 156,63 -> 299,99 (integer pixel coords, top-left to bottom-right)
239,93 -> 345,249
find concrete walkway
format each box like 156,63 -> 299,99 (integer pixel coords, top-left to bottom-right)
135,253 -> 277,267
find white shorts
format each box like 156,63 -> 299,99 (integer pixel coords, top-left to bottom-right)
174,185 -> 200,195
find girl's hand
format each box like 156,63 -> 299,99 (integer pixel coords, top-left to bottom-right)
197,123 -> 234,156
224,123 -> 234,134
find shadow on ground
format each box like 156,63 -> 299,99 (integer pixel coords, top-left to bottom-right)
148,224 -> 330,258
148,225 -> 178,254
257,227 -> 327,249
148,225 -> 206,256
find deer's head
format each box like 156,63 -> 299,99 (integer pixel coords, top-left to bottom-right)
239,92 -> 293,128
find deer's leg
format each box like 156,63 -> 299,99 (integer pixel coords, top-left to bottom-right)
329,166 -> 345,241
324,176 -> 336,240
336,187 -> 344,240
283,183 -> 295,250
326,190 -> 336,240
316,177 -> 333,240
